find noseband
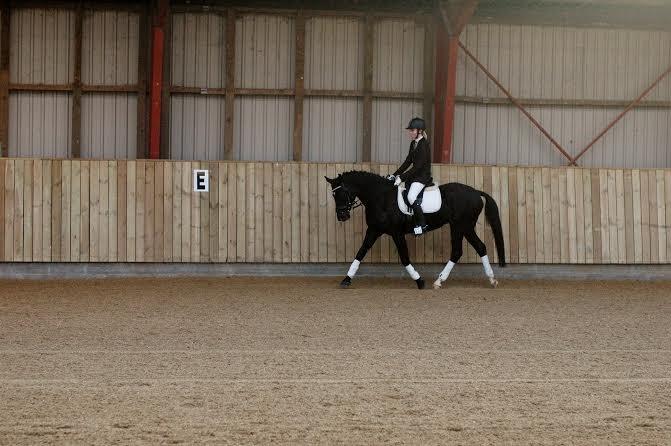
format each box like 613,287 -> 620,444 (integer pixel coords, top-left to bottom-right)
331,185 -> 362,212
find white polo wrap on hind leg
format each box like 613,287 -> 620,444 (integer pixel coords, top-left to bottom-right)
405,264 -> 420,280
438,261 -> 455,281
347,259 -> 361,278
481,255 -> 494,278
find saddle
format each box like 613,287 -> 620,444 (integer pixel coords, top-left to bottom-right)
396,183 -> 442,216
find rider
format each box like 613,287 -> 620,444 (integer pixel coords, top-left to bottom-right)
388,117 -> 432,236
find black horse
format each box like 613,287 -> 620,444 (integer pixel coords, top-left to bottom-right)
325,171 -> 506,289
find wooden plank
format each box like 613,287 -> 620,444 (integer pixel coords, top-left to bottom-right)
245,163 -> 256,262
126,161 -> 136,262
109,161 -> 118,261
198,162 -> 209,262
581,169 -> 593,264
143,162 -> 154,261
575,168 -> 585,264
666,171 -> 671,263
615,169 -> 626,264
208,162 -> 218,263
607,170 -> 618,264
533,168 -> 544,263
648,169 -> 659,263
31,160 -> 43,261
218,163 -> 228,262
299,163 -> 309,262
507,167 -> 518,263
0,2 -> 10,157
272,163 -> 282,262
181,161 -> 192,262
362,15 -> 374,162
136,161 -> 145,261
12,159 -> 23,261
309,163 -> 319,262
590,169 -> 602,264
78,161 -> 89,262
293,14 -> 305,161
559,169 -> 569,264
162,162 -> 172,261
60,161 -> 71,262
224,10 -> 236,159
3,159 -> 14,261
153,161 -> 163,261
50,161 -> 62,262
549,168 -> 560,264
191,162 -> 201,262
263,163 -> 273,262
71,3 -> 83,157
22,159 -> 33,261
598,170 -> 609,263
69,161 -> 81,262
254,164 -> 264,262
318,164 -> 328,263
89,161 -> 100,262
623,170 -> 634,264
42,160 -> 52,261
117,162 -> 127,261
236,163 -> 246,262
326,164 -> 337,263
226,162 -> 237,262
541,168 -> 552,264
640,170 -> 650,263
566,168 -> 577,264
172,162 -> 182,262
0,160 -> 6,260
656,170 -> 666,263
632,170 -> 642,264
282,163 -> 292,262
100,161 -> 110,262
516,168 -> 527,263
499,166 -> 510,264
334,163 -> 345,262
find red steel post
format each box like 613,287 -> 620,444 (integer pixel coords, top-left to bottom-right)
149,0 -> 168,160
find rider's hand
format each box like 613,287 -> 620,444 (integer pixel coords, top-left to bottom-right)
386,174 -> 396,181
394,176 -> 402,186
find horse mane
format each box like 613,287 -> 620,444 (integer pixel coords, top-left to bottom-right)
340,170 -> 394,193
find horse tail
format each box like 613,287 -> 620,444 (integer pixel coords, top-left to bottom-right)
480,191 -> 507,267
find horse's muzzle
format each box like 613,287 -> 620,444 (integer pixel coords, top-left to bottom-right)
336,210 -> 350,221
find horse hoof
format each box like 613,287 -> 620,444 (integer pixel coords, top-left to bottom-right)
416,278 -> 425,289
433,280 -> 442,289
340,277 -> 352,288
489,278 -> 499,288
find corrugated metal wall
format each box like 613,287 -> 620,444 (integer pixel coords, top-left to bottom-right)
9,9 -> 74,158
371,19 -> 426,163
170,13 -> 226,160
453,23 -> 671,168
81,10 -> 139,159
235,14 -> 295,161
304,16 -> 364,162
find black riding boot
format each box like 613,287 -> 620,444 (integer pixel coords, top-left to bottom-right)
412,203 -> 428,236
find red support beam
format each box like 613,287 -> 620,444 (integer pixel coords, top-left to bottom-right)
149,0 -> 168,160
432,21 -> 447,161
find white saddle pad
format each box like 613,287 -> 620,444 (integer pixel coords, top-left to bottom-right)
397,184 -> 442,216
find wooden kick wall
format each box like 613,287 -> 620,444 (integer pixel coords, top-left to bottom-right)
1,159 -> 671,264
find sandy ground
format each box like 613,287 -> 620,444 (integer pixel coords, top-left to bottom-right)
0,276 -> 670,445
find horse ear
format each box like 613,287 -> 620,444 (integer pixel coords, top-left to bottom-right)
324,176 -> 333,184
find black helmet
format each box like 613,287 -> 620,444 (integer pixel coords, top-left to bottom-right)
406,117 -> 426,130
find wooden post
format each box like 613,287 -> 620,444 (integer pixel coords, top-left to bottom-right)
439,36 -> 458,163
422,19 -> 435,160
137,1 -> 149,159
362,14 -> 374,162
0,0 -> 10,157
71,3 -> 83,158
433,19 -> 447,161
149,0 -> 169,160
292,12 -> 305,161
224,9 -> 236,159
159,0 -> 171,159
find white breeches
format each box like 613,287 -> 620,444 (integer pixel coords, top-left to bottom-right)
407,182 -> 425,204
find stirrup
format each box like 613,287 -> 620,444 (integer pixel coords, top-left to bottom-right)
413,226 -> 425,236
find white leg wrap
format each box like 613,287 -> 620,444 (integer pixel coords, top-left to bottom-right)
482,255 -> 494,278
438,261 -> 456,281
347,259 -> 360,278
405,264 -> 420,280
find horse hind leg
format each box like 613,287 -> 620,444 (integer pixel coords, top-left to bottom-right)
465,229 -> 498,288
433,227 -> 464,289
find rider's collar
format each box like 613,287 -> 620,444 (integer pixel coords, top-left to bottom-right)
414,134 -> 424,143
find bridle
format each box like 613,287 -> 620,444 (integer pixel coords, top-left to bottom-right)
331,184 -> 362,213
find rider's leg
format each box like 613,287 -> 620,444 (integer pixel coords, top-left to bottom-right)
408,182 -> 427,235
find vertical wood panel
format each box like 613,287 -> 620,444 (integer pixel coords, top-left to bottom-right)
656,170 -> 666,263
207,162 -> 218,262
218,163 -> 228,262
154,161 -> 164,261
507,167 -> 518,263
591,169 -> 602,263
79,161 -> 89,262
50,161 -> 62,261
90,161 -> 100,262
100,162 -> 110,262
191,161 -> 201,262
533,168 -> 543,263
648,170 -> 658,263
126,161 -> 136,262
136,161 -> 146,261
263,163 -> 273,262
181,161 -> 192,262
616,169 -> 626,264
0,160 -> 7,260
13,160 -> 25,261
226,162 -> 237,262
582,169 -> 594,264
70,161 -> 81,262
32,160 -> 43,261
550,168 -> 561,263
236,162 -> 246,262
117,161 -> 127,262
640,170 -> 651,263
42,160 -> 52,261
163,162 -> 173,261
272,163 -> 282,262
172,162 -> 182,262
60,161 -> 71,262
566,169 -> 577,264
4,160 -> 14,260
559,169 -> 569,264
575,169 -> 585,264
144,162 -> 155,261
632,169 -> 642,263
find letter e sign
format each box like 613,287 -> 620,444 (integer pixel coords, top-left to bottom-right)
193,169 -> 209,192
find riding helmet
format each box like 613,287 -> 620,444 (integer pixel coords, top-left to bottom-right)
406,117 -> 426,130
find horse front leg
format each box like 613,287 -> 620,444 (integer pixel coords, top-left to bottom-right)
341,228 -> 381,288
433,226 -> 464,289
392,233 -> 425,289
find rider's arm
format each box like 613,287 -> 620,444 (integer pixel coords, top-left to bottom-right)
393,152 -> 412,177
399,140 -> 429,183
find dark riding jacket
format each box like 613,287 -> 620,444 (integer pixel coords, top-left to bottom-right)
393,137 -> 432,185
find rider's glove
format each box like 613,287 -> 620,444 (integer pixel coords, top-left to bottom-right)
394,176 -> 402,186
386,174 -> 396,181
